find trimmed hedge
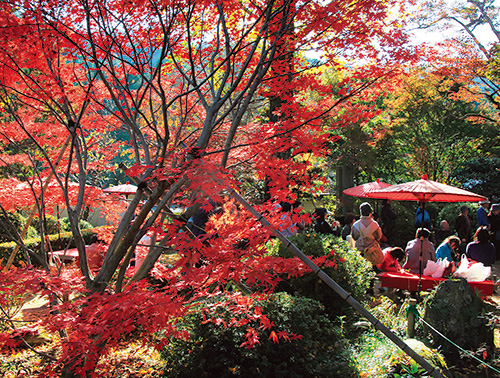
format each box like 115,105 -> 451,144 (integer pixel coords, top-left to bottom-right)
0,212 -> 38,244
0,226 -> 111,266
268,233 -> 374,317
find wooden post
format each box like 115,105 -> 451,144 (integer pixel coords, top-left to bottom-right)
407,298 -> 418,338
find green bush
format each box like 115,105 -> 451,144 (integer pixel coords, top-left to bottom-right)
31,214 -> 63,235
161,293 -> 357,378
0,226 -> 108,266
59,217 -> 93,232
389,201 -> 420,248
31,215 -> 93,234
276,231 -> 326,258
0,212 -> 38,243
269,233 -> 374,317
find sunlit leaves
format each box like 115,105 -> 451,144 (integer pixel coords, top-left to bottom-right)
0,0 -> 417,375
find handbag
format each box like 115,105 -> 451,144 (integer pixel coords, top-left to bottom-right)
363,242 -> 384,265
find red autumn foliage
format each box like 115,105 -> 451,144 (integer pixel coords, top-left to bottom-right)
0,0 -> 415,375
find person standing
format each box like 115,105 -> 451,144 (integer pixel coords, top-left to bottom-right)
488,203 -> 500,261
455,205 -> 472,251
477,200 -> 491,228
381,199 -> 397,245
415,202 -> 433,230
351,202 -> 382,253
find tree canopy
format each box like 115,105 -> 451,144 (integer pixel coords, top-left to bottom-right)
0,0 -> 418,375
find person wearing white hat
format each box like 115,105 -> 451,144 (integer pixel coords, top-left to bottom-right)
477,199 -> 490,228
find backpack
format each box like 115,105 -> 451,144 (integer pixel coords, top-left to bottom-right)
364,242 -> 384,265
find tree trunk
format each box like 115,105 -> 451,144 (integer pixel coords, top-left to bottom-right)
336,164 -> 355,214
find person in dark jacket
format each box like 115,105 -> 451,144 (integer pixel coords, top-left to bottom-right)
477,200 -> 490,227
313,207 -> 341,236
434,220 -> 452,246
381,199 -> 397,244
466,226 -> 496,267
488,203 -> 500,260
455,205 -> 471,253
415,202 -> 433,230
341,213 -> 356,240
187,198 -> 222,237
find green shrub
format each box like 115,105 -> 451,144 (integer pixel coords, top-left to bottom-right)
59,217 -> 93,232
0,212 -> 38,243
0,226 -> 108,266
161,293 -> 357,378
276,231 -> 325,258
31,214 -> 63,235
31,215 -> 93,235
269,233 -> 374,317
389,201 -> 420,248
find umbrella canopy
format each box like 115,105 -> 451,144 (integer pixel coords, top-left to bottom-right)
366,174 -> 487,295
342,178 -> 392,198
365,175 -> 487,203
103,182 -> 138,195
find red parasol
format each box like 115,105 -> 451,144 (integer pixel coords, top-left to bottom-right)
103,182 -> 138,195
366,174 -> 487,294
342,178 -> 392,198
365,175 -> 487,203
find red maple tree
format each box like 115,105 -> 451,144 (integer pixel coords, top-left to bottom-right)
0,0 -> 414,375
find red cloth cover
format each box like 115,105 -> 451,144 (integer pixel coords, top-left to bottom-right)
378,271 -> 493,296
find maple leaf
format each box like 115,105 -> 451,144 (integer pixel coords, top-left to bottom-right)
277,330 -> 292,342
240,327 -> 260,349
269,330 -> 279,343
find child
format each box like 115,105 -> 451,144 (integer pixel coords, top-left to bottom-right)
377,246 -> 405,273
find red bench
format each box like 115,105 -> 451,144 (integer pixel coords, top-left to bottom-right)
377,271 -> 494,297
50,248 -> 79,263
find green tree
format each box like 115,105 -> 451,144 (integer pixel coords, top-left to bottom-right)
376,68 -> 500,182
451,157 -> 500,201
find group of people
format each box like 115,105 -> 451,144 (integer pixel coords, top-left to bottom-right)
430,200 -> 500,268
311,199 -> 498,281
